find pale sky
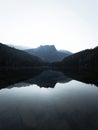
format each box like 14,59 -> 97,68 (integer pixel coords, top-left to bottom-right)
0,0 -> 98,52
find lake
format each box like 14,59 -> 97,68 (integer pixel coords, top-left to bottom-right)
0,70 -> 98,130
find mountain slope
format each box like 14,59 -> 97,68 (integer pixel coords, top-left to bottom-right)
0,43 -> 44,67
56,46 -> 98,73
25,45 -> 72,63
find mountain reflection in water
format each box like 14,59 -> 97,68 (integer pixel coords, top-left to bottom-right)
23,70 -> 71,88
0,76 -> 98,130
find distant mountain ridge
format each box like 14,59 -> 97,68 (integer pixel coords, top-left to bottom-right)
25,45 -> 72,63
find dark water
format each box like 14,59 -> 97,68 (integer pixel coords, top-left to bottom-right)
0,70 -> 98,130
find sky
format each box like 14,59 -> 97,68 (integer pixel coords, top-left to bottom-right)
0,0 -> 98,52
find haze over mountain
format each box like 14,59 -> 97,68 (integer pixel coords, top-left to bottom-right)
25,45 -> 72,63
8,44 -> 30,50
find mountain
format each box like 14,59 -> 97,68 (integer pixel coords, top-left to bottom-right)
51,46 -> 98,85
54,46 -> 98,73
0,43 -> 44,67
25,45 -> 72,63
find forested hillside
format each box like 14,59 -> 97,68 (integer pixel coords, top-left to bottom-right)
0,43 -> 44,67
53,46 -> 98,73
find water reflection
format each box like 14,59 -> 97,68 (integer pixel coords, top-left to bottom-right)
8,70 -> 71,88
23,70 -> 72,88
0,80 -> 98,130
0,69 -> 98,89
0,70 -> 72,89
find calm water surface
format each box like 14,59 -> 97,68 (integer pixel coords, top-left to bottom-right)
0,78 -> 98,130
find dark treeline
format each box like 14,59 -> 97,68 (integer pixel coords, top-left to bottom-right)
0,43 -> 47,88
51,46 -> 98,86
52,46 -> 98,73
0,43 -> 45,67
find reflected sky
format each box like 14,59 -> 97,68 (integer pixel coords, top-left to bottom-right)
0,80 -> 98,130
0,80 -> 98,105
